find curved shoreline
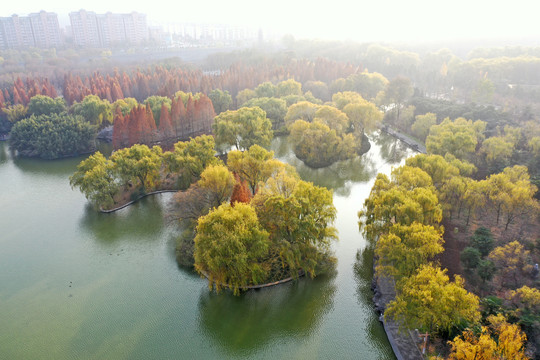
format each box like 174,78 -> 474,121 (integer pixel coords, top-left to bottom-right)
199,269 -> 305,291
100,189 -> 178,213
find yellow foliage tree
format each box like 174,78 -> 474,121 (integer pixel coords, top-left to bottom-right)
448,314 -> 528,360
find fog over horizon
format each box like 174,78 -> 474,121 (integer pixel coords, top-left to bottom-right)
2,0 -> 540,45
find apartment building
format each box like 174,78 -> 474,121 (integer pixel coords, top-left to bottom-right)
0,11 -> 62,49
69,10 -> 148,48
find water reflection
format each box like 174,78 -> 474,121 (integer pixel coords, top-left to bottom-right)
80,196 -> 165,244
370,131 -> 411,164
271,136 -> 377,196
12,155 -> 86,177
198,270 -> 337,357
0,142 -> 8,163
354,246 -> 397,359
354,246 -> 376,309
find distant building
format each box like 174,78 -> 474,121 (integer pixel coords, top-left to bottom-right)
0,11 -> 62,49
69,10 -> 148,48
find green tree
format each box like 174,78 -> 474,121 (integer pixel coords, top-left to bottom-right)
110,144 -> 162,192
9,113 -> 96,159
254,81 -> 277,98
194,203 -> 271,295
252,174 -> 337,278
27,95 -> 66,116
236,88 -> 256,107
70,152 -> 119,209
313,105 -> 350,134
461,247 -> 482,271
112,97 -> 138,115
71,95 -> 113,128
426,117 -> 486,160
143,95 -> 171,126
480,136 -> 514,170
208,89 -> 232,114
276,79 -> 302,97
470,227 -> 494,257
244,97 -> 287,129
342,99 -> 383,137
197,164 -> 235,208
226,145 -> 292,195
289,119 -> 356,168
383,76 -> 414,124
163,135 -> 221,188
411,112 -> 437,142
213,107 -> 273,151
385,264 -> 481,334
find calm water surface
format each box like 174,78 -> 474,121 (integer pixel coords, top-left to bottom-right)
0,132 -> 413,359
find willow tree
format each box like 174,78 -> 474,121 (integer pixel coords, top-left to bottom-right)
194,203 -> 270,295
213,106 -> 273,151
69,152 -> 119,209
252,172 -> 337,278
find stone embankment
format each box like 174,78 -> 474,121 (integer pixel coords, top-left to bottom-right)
372,126 -> 425,360
373,275 -> 424,360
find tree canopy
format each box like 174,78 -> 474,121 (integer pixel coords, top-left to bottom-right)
213,106 -> 273,151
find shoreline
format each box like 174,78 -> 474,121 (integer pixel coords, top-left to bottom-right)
371,127 -> 425,360
99,189 -> 178,213
198,269 -> 306,291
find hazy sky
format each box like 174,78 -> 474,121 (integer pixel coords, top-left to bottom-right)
2,0 -> 539,43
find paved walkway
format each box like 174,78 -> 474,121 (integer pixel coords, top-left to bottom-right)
381,126 -> 427,154
374,275 -> 425,360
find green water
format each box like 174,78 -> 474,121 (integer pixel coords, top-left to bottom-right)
0,132 -> 413,359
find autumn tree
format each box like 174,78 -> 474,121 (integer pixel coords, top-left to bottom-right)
143,95 -> 171,126
375,222 -> 444,279
448,314 -> 528,360
385,264 -> 481,335
194,203 -> 271,295
284,101 -> 320,126
197,164 -> 235,208
230,173 -> 252,205
488,241 -> 533,289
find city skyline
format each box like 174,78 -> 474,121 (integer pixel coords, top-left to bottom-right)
2,0 -> 540,44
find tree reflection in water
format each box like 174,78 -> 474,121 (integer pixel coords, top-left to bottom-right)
370,131 -> 411,165
271,136 -> 377,196
353,246 -> 397,359
198,268 -> 336,356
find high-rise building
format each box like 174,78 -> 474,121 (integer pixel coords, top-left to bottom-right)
69,10 -> 148,48
0,11 -> 61,49
69,10 -> 100,48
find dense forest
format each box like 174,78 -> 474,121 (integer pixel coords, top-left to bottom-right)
2,39 -> 539,358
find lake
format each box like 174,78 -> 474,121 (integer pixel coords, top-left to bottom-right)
0,131 -> 413,359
